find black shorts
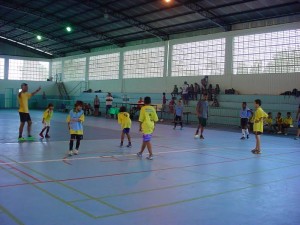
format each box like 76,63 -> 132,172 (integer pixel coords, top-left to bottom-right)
123,128 -> 130,134
253,131 -> 262,135
19,112 -> 31,122
70,134 -> 83,140
240,118 -> 248,127
198,117 -> 207,127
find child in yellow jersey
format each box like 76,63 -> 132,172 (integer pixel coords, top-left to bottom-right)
118,106 -> 132,147
281,112 -> 293,135
18,83 -> 41,141
252,99 -> 268,154
272,112 -> 283,133
39,103 -> 54,139
137,96 -> 158,160
264,112 -> 273,133
66,101 -> 85,156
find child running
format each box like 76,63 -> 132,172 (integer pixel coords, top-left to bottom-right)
173,100 -> 183,130
194,93 -> 208,139
137,96 -> 158,160
240,102 -> 251,140
66,101 -> 85,156
118,106 -> 132,147
252,99 -> 268,154
39,103 -> 54,139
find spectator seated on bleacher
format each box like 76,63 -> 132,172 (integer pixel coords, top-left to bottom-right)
264,112 -> 273,133
130,97 -> 144,118
281,112 -> 293,135
272,112 -> 283,134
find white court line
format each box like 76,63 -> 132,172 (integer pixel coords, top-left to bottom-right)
0,148 -> 211,165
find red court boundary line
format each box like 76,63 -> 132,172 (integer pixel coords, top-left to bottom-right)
0,159 -> 42,182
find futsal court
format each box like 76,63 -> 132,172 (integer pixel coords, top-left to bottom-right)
0,109 -> 299,225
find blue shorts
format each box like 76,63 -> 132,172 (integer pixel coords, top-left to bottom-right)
123,128 -> 130,134
143,134 -> 152,142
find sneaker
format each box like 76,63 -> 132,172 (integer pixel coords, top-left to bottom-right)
200,135 -> 204,139
120,143 -> 123,147
39,133 -> 44,139
173,127 -> 176,130
240,136 -> 245,140
146,155 -> 153,160
194,135 -> 199,139
294,137 -> 299,140
136,152 -> 142,157
45,134 -> 50,138
18,137 -> 26,142
68,150 -> 73,156
73,149 -> 79,155
251,149 -> 261,154
126,143 -> 132,148
180,127 -> 183,130
284,133 -> 287,136
27,136 -> 34,140
247,134 -> 249,139
277,131 -> 282,134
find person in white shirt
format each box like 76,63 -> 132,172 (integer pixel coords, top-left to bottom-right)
105,92 -> 113,118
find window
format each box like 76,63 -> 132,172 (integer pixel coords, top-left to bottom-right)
89,53 -> 120,80
123,47 -> 164,78
8,59 -> 49,81
172,38 -> 225,76
0,58 -> 4,79
51,60 -> 62,81
63,58 -> 86,81
233,29 -> 300,74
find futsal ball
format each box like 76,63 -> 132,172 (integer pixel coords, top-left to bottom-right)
160,119 -> 164,122
194,135 -> 199,139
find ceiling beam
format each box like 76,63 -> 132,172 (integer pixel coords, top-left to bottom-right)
0,0 -> 124,48
0,18 -> 90,55
177,0 -> 231,31
75,0 -> 169,41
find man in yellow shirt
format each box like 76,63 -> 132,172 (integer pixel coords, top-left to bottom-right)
282,112 -> 293,135
252,99 -> 268,154
137,96 -> 158,160
18,83 -> 41,141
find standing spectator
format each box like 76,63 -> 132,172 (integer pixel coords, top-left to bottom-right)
189,84 -> 194,100
168,97 -> 176,114
182,81 -> 189,106
105,92 -> 113,118
171,85 -> 179,97
251,99 -> 268,154
162,92 -> 167,112
18,83 -> 41,141
194,83 -> 200,100
94,95 -> 100,116
194,93 -> 209,139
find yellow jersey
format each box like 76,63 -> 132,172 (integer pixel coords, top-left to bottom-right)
139,105 -> 158,134
253,107 -> 268,132
118,112 -> 132,129
283,117 -> 293,125
43,109 -> 53,123
18,92 -> 32,113
265,117 -> 273,125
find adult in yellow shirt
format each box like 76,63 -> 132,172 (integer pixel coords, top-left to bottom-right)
18,83 -> 41,141
137,96 -> 158,160
252,99 -> 268,154
118,106 -> 132,147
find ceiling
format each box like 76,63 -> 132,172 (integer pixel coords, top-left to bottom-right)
0,0 -> 300,58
